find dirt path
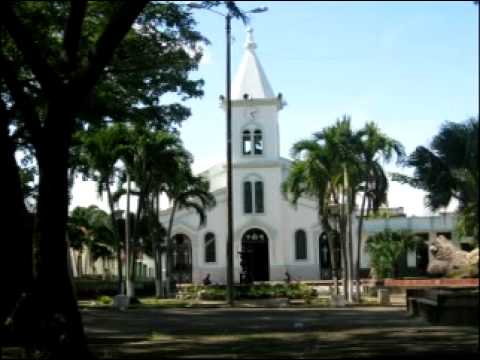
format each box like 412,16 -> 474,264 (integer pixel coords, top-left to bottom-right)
82,307 -> 478,358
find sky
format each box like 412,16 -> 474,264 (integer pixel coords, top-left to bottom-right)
70,1 -> 479,216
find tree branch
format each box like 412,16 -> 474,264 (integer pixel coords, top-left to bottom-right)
0,3 -> 63,97
0,54 -> 42,149
71,0 -> 149,97
64,0 -> 88,69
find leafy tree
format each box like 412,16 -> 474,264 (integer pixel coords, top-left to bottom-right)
366,229 -> 418,279
0,1 -> 211,356
393,118 -> 478,240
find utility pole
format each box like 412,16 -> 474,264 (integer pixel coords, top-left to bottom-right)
225,12 -> 234,307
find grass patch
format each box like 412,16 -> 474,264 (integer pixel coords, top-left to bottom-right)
139,298 -> 196,308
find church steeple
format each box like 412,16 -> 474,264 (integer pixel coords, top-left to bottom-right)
227,28 -> 285,165
231,28 -> 275,100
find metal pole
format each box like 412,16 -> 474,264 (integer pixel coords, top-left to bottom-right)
225,13 -> 235,307
125,173 -> 132,297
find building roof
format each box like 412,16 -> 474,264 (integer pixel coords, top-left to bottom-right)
231,28 -> 275,100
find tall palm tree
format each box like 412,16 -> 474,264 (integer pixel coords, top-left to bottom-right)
354,122 -> 404,301
393,118 -> 478,240
313,116 -> 361,301
282,132 -> 346,296
75,124 -> 130,293
123,127 -> 193,297
165,169 -> 216,297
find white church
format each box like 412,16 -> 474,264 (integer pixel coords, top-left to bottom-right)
156,29 -> 463,286
159,28 -> 335,285
70,29 -> 461,284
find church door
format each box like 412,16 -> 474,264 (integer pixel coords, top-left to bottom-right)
173,234 -> 192,283
319,232 -> 332,280
241,228 -> 269,282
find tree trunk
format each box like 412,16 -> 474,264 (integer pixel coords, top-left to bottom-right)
154,191 -> 163,298
165,201 -> 177,298
36,121 -> 91,358
347,199 -> 354,303
343,166 -> 354,303
125,174 -> 135,298
339,215 -> 348,300
355,191 -> 367,302
338,181 -> 349,301
0,114 -> 33,333
106,184 -> 124,295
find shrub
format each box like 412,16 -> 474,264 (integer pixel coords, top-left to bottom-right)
366,229 -> 419,279
96,295 -> 113,305
183,283 -> 317,301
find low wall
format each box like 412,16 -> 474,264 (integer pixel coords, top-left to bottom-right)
383,278 -> 479,288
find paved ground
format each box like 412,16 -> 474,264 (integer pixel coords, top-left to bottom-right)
82,306 -> 478,358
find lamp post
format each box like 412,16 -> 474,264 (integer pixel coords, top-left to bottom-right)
188,3 -> 267,307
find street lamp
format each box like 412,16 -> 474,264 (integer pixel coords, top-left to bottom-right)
188,3 -> 267,306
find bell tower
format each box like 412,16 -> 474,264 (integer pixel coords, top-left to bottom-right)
222,28 -> 286,165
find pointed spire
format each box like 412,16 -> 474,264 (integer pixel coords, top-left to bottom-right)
231,27 -> 275,100
245,27 -> 257,50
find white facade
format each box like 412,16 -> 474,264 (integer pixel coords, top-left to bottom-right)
69,244 -> 156,280
159,29 -> 461,285
359,213 -> 458,270
159,29 -> 329,284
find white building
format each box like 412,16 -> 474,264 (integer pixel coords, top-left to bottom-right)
159,28 -> 332,284
70,31 -> 465,284
359,212 -> 467,277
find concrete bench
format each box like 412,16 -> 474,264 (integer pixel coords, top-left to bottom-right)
407,289 -> 478,325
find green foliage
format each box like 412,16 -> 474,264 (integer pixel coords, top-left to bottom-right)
68,205 -> 115,260
96,295 -> 113,305
179,283 -> 317,301
366,229 -> 419,279
392,118 -> 478,240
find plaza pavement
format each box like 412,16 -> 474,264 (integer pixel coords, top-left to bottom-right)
82,306 -> 479,358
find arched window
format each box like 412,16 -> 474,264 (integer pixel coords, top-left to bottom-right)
295,230 -> 307,260
253,129 -> 263,155
254,181 -> 264,213
243,179 -> 264,214
204,232 -> 216,263
242,130 -> 252,155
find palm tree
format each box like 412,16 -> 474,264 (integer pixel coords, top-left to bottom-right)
68,206 -> 115,276
164,169 -> 216,297
122,128 -> 194,297
393,118 -> 478,240
75,124 -> 130,293
313,116 -> 361,301
282,132 -> 346,296
354,122 -> 405,301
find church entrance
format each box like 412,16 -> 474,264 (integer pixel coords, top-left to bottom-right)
240,228 -> 269,282
319,232 -> 332,280
173,234 -> 192,284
